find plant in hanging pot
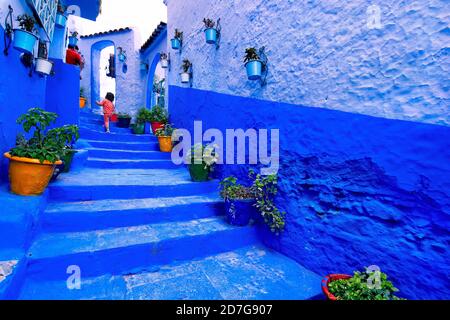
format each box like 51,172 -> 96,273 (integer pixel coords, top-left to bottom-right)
35,41 -> 53,76
220,176 -> 256,226
203,18 -> 218,44
244,47 -> 264,80
79,87 -> 87,108
155,123 -> 175,153
160,52 -> 169,68
117,113 -> 132,128
171,29 -> 183,50
13,14 -> 38,54
186,144 -> 219,182
133,108 -> 150,134
3,108 -> 79,196
180,59 -> 192,84
322,268 -> 404,300
55,2 -> 68,28
69,31 -> 79,46
148,105 -> 168,134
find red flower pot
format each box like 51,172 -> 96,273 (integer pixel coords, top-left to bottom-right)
151,122 -> 164,134
111,114 -> 118,123
321,274 -> 352,300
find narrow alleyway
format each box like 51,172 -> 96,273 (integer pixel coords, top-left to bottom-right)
17,113 -> 322,300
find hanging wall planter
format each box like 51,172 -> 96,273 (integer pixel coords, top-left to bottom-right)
13,14 -> 38,54
35,41 -> 53,76
68,31 -> 79,46
244,47 -> 269,86
171,29 -> 183,52
140,61 -> 148,72
55,3 -> 68,28
160,52 -> 170,69
117,47 -> 127,62
203,18 -> 221,49
180,59 -> 193,87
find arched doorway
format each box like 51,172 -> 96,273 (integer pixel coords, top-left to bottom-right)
146,53 -> 167,109
91,40 -> 116,114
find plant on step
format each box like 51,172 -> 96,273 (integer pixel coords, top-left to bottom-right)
155,124 -> 175,153
5,108 -> 78,196
326,268 -> 404,300
48,124 -> 80,176
136,107 -> 151,124
220,176 -> 255,226
117,113 -> 132,129
118,112 -> 132,119
186,144 -> 219,182
244,47 -> 260,63
249,170 -> 286,235
203,18 -> 216,30
16,14 -> 36,33
148,105 -> 169,134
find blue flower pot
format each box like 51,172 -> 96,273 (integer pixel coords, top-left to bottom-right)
245,60 -> 263,80
171,38 -> 181,50
69,36 -> 78,46
55,14 -> 67,28
13,29 -> 38,54
225,199 -> 256,227
205,28 -> 217,44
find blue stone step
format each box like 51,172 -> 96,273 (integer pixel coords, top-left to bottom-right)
80,128 -> 156,142
85,158 -> 177,170
83,140 -> 159,151
80,123 -> 138,135
18,246 -> 323,300
25,217 -> 258,280
87,148 -> 169,160
42,194 -> 224,232
48,168 -> 219,201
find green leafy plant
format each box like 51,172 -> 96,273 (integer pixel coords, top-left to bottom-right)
155,123 -> 175,137
328,269 -> 404,300
118,112 -> 131,119
70,31 -> 79,38
80,87 -> 86,98
136,107 -> 151,124
10,108 -> 79,163
203,18 -> 216,29
149,105 -> 168,123
181,59 -> 192,73
220,176 -> 254,200
186,143 -> 219,170
244,47 -> 260,64
16,14 -> 36,33
174,29 -> 183,41
160,52 -> 168,61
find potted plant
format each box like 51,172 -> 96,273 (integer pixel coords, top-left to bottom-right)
160,52 -> 169,68
203,18 -> 218,44
186,144 -> 218,182
155,124 -> 175,153
55,2 -> 68,28
322,268 -> 404,300
171,29 -> 183,50
69,31 -> 79,46
35,41 -> 53,76
149,105 -> 168,134
51,125 -> 80,181
117,113 -> 132,128
79,87 -> 87,108
180,59 -> 192,84
244,47 -> 264,80
13,14 -> 38,54
133,108 -> 150,134
2,108 -> 79,196
220,176 -> 256,226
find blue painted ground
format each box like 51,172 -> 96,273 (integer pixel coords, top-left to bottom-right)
4,113 -> 323,300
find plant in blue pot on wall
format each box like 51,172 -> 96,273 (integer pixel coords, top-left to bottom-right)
220,176 -> 256,227
13,14 -> 38,54
68,31 -> 79,46
55,2 -> 68,28
244,47 -> 264,80
203,18 -> 218,45
171,29 -> 183,50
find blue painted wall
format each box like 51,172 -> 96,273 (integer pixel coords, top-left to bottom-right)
169,85 -> 450,300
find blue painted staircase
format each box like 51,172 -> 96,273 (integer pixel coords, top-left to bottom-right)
16,113 -> 323,300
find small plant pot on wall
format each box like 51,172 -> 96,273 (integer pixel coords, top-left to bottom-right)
181,72 -> 190,83
244,47 -> 268,86
68,32 -> 79,47
13,29 -> 38,54
160,53 -> 170,69
203,18 -> 221,48
171,29 -> 183,52
55,13 -> 68,28
35,58 -> 53,75
180,59 -> 193,86
245,60 -> 263,80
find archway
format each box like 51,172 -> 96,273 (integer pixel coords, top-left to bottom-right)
91,40 -> 116,114
146,53 -> 167,109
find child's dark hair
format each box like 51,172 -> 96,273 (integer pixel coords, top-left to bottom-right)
105,92 -> 115,103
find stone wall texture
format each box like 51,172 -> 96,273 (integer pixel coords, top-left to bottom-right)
166,0 -> 449,125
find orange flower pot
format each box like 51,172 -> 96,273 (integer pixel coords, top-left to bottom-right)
79,97 -> 87,108
4,152 -> 62,196
158,136 -> 173,153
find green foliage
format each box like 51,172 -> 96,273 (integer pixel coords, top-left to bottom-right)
174,29 -> 183,40
220,176 -> 254,200
186,144 -> 219,170
160,52 -> 168,61
136,107 -> 151,124
244,47 -> 260,64
9,108 -> 79,163
16,14 -> 36,33
149,105 -> 168,123
181,59 -> 192,73
328,269 -> 404,300
155,123 -> 175,137
118,112 -> 131,119
70,31 -> 79,38
80,87 -> 86,98
203,18 -> 215,29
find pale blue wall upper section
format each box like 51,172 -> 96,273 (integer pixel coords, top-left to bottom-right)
166,0 -> 450,125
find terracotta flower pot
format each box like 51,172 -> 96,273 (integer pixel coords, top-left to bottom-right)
158,136 -> 173,153
79,97 -> 87,108
151,122 -> 164,134
321,274 -> 352,300
4,152 -> 62,196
